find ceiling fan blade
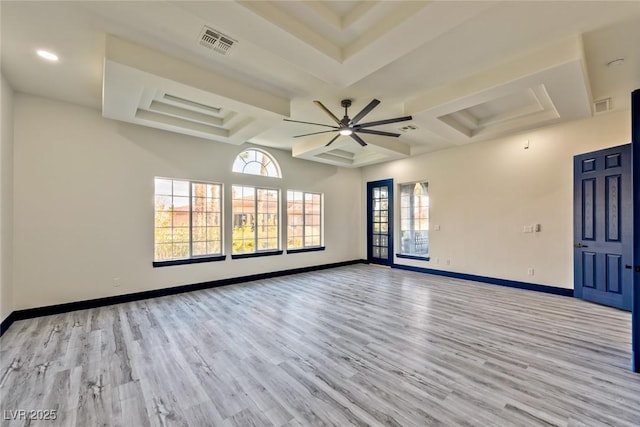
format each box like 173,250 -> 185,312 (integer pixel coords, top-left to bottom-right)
283,119 -> 338,129
356,115 -> 413,129
349,99 -> 380,125
350,133 -> 367,147
325,134 -> 340,147
294,130 -> 338,138
313,100 -> 342,125
356,128 -> 401,138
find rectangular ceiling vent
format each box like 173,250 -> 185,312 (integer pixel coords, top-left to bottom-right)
199,26 -> 237,55
593,98 -> 611,115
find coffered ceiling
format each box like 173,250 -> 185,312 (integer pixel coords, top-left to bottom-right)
2,1 -> 639,167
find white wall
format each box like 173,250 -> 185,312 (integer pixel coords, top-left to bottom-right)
362,111 -> 631,288
0,74 -> 14,323
10,92 -> 632,313
12,94 -> 363,311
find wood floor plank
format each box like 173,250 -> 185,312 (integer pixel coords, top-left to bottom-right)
1,264 -> 639,426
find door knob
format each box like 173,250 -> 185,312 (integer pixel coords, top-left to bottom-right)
574,243 -> 589,248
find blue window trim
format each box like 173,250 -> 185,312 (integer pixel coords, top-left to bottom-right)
396,253 -> 430,261
153,255 -> 226,267
232,250 -> 283,260
287,246 -> 325,254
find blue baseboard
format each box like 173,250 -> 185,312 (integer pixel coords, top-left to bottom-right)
0,259 -> 367,337
393,264 -> 574,297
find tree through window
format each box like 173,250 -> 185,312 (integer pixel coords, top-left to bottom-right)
231,185 -> 280,255
154,178 -> 223,263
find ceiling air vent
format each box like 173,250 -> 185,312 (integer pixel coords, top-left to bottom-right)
593,98 -> 611,115
199,26 -> 237,55
398,124 -> 418,133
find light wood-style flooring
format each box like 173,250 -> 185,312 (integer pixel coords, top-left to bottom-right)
1,264 -> 639,426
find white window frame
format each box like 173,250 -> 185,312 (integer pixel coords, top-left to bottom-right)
231,185 -> 281,257
286,190 -> 324,251
398,181 -> 430,260
232,148 -> 282,178
154,178 -> 224,265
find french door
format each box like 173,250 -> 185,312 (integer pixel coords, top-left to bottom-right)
367,179 -> 394,266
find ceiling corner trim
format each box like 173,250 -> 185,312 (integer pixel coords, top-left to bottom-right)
105,35 -> 289,117
237,1 -> 342,62
103,36 -> 291,145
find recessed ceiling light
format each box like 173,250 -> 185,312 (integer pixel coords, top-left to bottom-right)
36,50 -> 59,62
606,58 -> 625,67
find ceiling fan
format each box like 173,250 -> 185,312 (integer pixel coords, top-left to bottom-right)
284,99 -> 412,147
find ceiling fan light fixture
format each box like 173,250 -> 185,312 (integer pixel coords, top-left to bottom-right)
287,99 -> 412,147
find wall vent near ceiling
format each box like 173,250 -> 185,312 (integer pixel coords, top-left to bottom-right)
593,98 -> 611,115
199,26 -> 237,55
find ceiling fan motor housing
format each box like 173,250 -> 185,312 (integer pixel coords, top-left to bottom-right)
284,98 -> 412,147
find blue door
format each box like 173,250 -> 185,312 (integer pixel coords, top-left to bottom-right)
367,179 -> 394,266
574,144 -> 632,311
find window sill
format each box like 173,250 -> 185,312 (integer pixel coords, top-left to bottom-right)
231,250 -> 283,260
287,246 -> 326,254
396,253 -> 430,262
153,255 -> 226,267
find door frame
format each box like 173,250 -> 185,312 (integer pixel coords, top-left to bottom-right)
366,179 -> 394,266
632,88 -> 639,373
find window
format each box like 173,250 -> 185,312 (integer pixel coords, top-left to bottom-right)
232,148 -> 281,178
287,191 -> 323,251
154,178 -> 223,265
232,185 -> 280,256
398,182 -> 429,259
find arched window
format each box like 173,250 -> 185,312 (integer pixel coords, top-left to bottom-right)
232,149 -> 281,178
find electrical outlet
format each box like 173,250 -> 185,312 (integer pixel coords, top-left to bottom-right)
527,268 -> 534,276
113,277 -> 121,287
446,259 -> 451,266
